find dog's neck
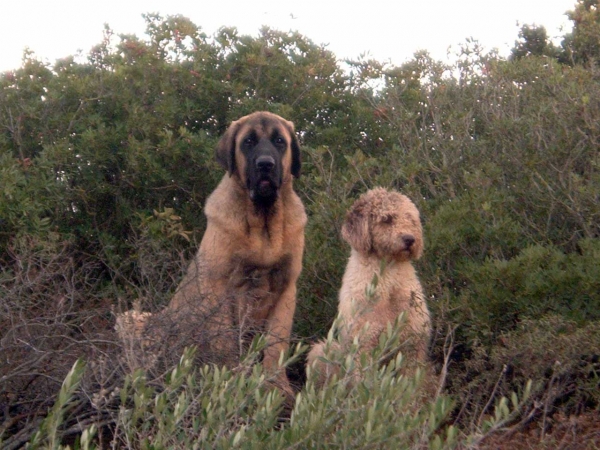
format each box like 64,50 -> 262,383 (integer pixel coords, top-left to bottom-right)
351,249 -> 415,276
244,178 -> 295,235
247,196 -> 282,226
212,174 -> 297,235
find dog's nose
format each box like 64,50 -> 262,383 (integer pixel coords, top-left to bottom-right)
402,234 -> 415,248
256,155 -> 275,172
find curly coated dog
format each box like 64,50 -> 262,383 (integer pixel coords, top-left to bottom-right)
307,188 -> 431,385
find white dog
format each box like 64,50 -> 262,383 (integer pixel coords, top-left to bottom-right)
307,188 -> 431,385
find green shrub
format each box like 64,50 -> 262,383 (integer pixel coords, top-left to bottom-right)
19,322 -> 533,449
451,316 -> 600,428
458,239 -> 600,340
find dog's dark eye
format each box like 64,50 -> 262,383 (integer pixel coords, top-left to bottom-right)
242,136 -> 256,149
381,215 -> 394,224
273,136 -> 286,147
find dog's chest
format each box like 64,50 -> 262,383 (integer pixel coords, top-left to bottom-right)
239,257 -> 290,290
228,254 -> 292,303
338,260 -> 418,319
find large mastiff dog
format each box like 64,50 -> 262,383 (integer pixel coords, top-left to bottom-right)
168,111 -> 306,392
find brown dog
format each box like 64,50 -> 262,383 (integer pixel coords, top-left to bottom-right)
307,188 -> 430,385
166,111 -> 306,392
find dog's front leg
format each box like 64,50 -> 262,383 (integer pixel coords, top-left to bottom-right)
263,285 -> 297,396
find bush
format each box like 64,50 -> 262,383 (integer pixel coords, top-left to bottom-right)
16,322 -> 534,449
450,316 -> 600,432
1,11 -> 600,447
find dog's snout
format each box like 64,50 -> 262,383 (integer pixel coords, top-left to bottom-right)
256,155 -> 275,172
402,234 -> 415,248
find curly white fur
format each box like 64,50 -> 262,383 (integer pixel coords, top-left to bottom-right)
307,188 -> 431,385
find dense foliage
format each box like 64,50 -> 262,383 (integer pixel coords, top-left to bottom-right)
1,2 -> 599,447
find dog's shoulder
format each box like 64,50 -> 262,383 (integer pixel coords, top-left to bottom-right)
283,188 -> 308,229
204,176 -> 246,225
338,252 -> 378,313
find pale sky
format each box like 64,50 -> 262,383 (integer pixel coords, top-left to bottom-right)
1,1 -> 575,73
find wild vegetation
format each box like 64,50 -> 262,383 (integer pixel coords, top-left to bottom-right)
1,1 -> 599,448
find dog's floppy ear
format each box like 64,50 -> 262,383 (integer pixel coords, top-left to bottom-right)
215,120 -> 240,175
341,201 -> 372,254
285,120 -> 301,178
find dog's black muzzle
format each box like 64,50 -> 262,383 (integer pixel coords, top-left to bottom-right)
256,155 -> 276,173
247,138 -> 283,208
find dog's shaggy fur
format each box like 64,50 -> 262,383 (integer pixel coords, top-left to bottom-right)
307,188 -> 431,385
117,112 -> 306,393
